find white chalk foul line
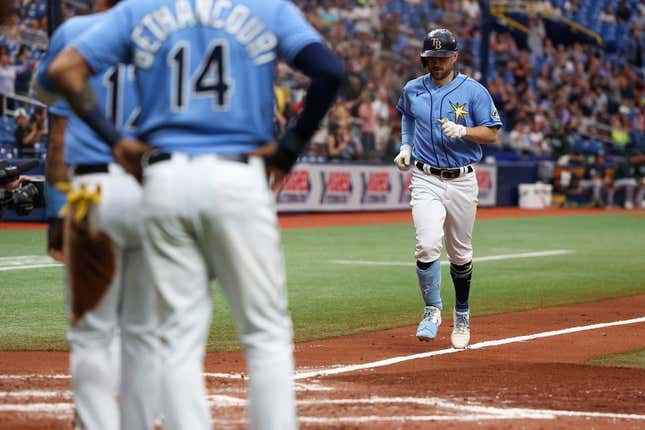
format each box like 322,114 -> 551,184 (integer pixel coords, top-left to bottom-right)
294,316 -> 645,380
0,263 -> 63,271
207,394 -> 246,407
0,390 -> 72,399
202,372 -> 245,380
0,403 -> 72,413
216,395 -> 645,422
334,249 -> 575,267
348,397 -> 645,421
298,396 -> 645,423
0,255 -> 63,272
3,315 -> 643,384
0,373 -> 70,380
300,415 -> 539,423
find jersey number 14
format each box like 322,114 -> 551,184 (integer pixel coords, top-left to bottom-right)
168,40 -> 232,112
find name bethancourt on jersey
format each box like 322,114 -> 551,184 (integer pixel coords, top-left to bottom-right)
132,0 -> 278,68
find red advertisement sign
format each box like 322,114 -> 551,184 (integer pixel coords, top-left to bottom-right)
476,169 -> 491,192
367,172 -> 390,192
282,170 -> 310,192
326,172 -> 352,193
321,171 -> 353,204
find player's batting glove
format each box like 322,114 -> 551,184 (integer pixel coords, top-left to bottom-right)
439,118 -> 467,138
393,144 -> 413,171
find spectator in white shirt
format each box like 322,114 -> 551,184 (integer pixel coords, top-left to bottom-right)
0,51 -> 28,115
371,87 -> 390,122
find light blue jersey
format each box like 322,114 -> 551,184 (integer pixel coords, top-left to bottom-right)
37,13 -> 139,165
71,0 -> 322,155
396,73 -> 502,168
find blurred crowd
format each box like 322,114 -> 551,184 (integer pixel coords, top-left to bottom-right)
0,0 -> 644,172
491,39 -> 644,159
0,1 -> 50,160
271,0 -> 645,166
0,0 -> 48,53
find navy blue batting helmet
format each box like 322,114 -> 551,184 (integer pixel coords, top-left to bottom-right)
420,29 -> 458,60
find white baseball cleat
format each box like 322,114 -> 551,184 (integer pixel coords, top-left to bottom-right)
451,308 -> 470,349
416,306 -> 442,341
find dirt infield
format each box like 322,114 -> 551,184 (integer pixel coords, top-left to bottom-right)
2,206 -> 636,232
1,295 -> 644,429
1,208 -> 644,429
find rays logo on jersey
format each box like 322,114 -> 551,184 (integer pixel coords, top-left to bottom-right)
449,101 -> 469,124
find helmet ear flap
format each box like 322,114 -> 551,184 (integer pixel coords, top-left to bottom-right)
421,57 -> 428,68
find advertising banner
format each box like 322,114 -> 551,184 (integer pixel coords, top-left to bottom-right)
475,164 -> 497,207
276,163 -> 497,212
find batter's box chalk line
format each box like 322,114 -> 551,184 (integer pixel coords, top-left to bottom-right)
2,315 -> 645,424
3,394 -> 644,423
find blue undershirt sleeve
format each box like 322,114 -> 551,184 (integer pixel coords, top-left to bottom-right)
401,113 -> 415,147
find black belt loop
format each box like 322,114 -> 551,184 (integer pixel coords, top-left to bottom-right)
415,161 -> 473,179
146,152 -> 249,166
72,164 -> 110,176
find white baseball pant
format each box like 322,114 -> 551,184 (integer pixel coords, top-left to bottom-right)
608,178 -> 637,208
410,167 -> 479,265
141,153 -> 296,430
66,164 -> 159,430
577,178 -> 605,203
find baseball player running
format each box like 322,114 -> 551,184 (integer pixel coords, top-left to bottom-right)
46,1 -> 344,429
36,1 -> 158,428
394,29 -> 502,349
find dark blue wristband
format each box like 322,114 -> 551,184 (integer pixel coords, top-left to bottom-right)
265,128 -> 307,173
80,104 -> 120,148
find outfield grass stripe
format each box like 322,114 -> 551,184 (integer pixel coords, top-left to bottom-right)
334,249 -> 575,267
294,316 -> 645,380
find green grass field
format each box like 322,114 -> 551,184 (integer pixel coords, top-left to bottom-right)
1,213 -> 644,351
586,349 -> 645,369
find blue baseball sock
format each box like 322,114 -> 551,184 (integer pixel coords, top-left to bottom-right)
450,262 -> 473,312
416,260 -> 442,309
